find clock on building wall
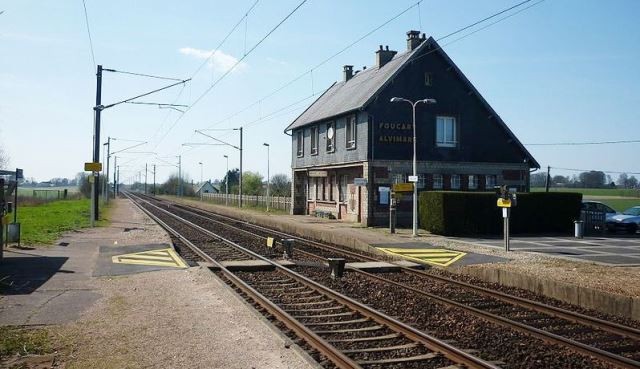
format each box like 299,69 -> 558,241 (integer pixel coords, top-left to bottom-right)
327,126 -> 335,140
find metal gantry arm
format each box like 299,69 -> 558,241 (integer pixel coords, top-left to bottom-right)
194,128 -> 244,207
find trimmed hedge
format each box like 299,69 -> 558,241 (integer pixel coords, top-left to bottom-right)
419,191 -> 582,236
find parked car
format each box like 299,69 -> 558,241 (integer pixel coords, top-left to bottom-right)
606,206 -> 640,234
581,201 -> 618,221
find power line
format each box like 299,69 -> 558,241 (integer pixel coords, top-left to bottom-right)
153,0 -> 307,148
526,139 -> 640,146
205,0 -> 540,132
189,0 -> 260,80
550,166 -> 640,176
81,0 -> 96,70
106,69 -> 184,81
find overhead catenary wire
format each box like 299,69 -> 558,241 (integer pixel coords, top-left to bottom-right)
526,139 -> 640,146
204,0 -> 539,132
152,0 -> 308,148
81,0 -> 96,70
106,69 -> 184,82
550,166 -> 640,176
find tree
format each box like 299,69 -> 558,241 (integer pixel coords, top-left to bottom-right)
270,173 -> 291,197
159,173 -> 195,196
242,171 -> 264,195
530,172 -> 547,187
221,168 -> 240,194
618,173 -> 629,188
0,143 -> 9,169
552,175 -> 568,185
628,176 -> 639,189
578,171 -> 606,188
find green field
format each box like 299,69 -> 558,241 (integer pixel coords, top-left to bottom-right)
15,199 -> 92,245
531,187 -> 640,211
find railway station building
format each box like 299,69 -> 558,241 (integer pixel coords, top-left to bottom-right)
285,30 -> 539,226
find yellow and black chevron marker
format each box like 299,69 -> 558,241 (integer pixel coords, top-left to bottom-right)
378,248 -> 466,267
112,248 -> 188,268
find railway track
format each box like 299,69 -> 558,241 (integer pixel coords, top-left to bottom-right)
132,193 -> 640,369
126,192 -> 499,369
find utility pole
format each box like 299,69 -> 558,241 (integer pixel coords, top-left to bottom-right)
153,164 -> 156,195
116,165 -> 120,196
104,137 -> 110,203
92,64 -> 103,223
224,155 -> 229,206
545,165 -> 551,192
144,163 -> 148,194
178,155 -> 182,197
263,143 -> 270,212
239,127 -> 243,207
113,156 -> 117,197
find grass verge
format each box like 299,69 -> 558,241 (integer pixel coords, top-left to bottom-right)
15,199 -> 111,245
0,326 -> 53,359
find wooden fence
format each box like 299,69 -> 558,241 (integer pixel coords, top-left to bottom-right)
202,193 -> 291,212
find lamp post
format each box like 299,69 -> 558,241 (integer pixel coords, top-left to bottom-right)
198,161 -> 203,201
223,155 -> 229,206
263,143 -> 270,212
390,97 -> 437,237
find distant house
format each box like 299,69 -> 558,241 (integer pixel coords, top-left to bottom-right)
285,30 -> 539,226
194,181 -> 218,196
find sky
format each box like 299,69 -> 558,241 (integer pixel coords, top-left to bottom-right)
1,0 -> 639,184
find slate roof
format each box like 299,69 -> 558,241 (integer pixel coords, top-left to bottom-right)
285,42 -> 425,132
285,36 -> 539,168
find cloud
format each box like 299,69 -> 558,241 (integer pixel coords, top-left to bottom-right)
179,47 -> 247,73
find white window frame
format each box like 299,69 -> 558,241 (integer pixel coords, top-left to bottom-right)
310,126 -> 319,155
485,175 -> 497,188
296,130 -> 304,157
436,116 -> 457,147
326,121 -> 335,153
451,174 -> 461,189
417,174 -> 426,189
346,115 -> 356,149
433,174 -> 443,189
392,173 -> 406,184
468,175 -> 478,190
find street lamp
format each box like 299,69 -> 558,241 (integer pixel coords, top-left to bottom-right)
223,155 -> 229,206
390,97 -> 437,237
198,161 -> 203,201
263,143 -> 270,212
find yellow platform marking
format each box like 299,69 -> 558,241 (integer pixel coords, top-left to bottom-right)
378,248 -> 466,267
112,248 -> 188,268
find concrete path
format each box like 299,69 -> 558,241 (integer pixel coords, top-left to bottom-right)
0,199 -> 316,369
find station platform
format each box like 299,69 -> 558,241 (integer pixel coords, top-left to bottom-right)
165,196 -> 640,322
0,199 -> 316,369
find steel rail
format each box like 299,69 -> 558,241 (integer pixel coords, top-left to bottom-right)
127,192 -> 499,369
165,198 -> 640,342
125,192 -> 360,369
150,196 -> 640,368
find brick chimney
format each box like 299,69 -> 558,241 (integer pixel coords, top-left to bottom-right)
343,65 -> 354,82
406,30 -> 425,51
375,45 -> 397,68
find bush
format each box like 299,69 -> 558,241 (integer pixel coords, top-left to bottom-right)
419,191 -> 582,236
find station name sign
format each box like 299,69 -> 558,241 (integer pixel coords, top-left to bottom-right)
308,170 -> 328,177
378,122 -> 412,144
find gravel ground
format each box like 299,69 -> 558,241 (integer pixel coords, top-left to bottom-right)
56,267 -> 315,369
166,197 -> 640,299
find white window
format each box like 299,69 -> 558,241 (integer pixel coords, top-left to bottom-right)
339,175 -> 348,202
468,175 -> 479,190
346,115 -> 356,149
451,174 -> 461,189
296,130 -> 304,157
433,174 -> 443,189
436,116 -> 457,147
424,72 -> 432,86
326,122 -> 335,152
486,175 -> 497,188
417,174 -> 426,189
392,173 -> 406,184
310,126 -> 319,155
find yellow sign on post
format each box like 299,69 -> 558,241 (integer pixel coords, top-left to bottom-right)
392,183 -> 414,192
84,162 -> 102,172
497,198 -> 512,208
266,237 -> 274,248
